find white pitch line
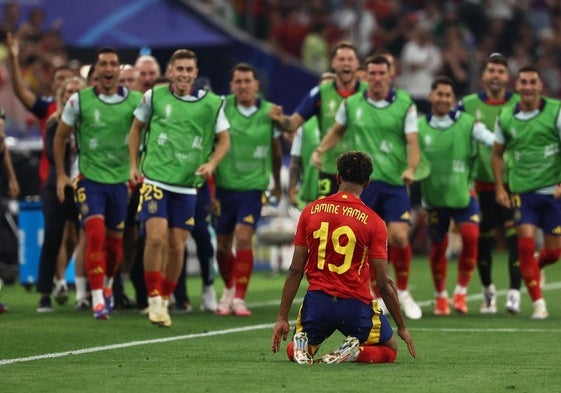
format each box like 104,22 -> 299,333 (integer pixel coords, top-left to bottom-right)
0,323 -> 275,366
2,282 -> 561,367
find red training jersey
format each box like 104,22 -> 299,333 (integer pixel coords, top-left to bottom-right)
294,191 -> 387,304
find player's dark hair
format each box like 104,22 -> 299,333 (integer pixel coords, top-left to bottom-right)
337,151 -> 373,185
517,64 -> 541,79
230,62 -> 258,81
483,53 -> 508,70
170,49 -> 197,65
364,55 -> 391,69
330,41 -> 358,61
52,65 -> 72,81
431,75 -> 455,91
96,47 -> 119,62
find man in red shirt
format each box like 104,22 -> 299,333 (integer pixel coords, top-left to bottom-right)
271,151 -> 416,364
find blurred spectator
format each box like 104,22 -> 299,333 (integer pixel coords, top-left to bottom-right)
332,0 -> 377,58
440,25 -> 471,97
398,22 -> 441,114
1,2 -> 20,32
301,21 -> 329,73
372,0 -> 407,58
119,64 -> 138,91
269,6 -> 309,59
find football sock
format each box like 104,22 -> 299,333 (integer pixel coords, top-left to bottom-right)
429,236 -> 448,293
234,249 -> 254,299
356,346 -> 397,363
217,251 -> 235,288
457,223 -> 479,287
389,244 -> 412,291
286,341 -> 295,361
477,231 -> 494,287
84,217 -> 106,290
537,248 -> 561,269
505,231 -> 521,289
518,237 -> 541,301
104,236 -> 123,278
161,277 -> 177,298
144,270 -> 162,297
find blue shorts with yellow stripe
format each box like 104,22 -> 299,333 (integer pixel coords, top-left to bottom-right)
294,290 -> 393,353
213,188 -> 263,234
137,183 -> 196,231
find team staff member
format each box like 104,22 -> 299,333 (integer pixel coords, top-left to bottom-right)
419,76 -> 495,315
270,42 -> 366,198
458,53 -> 521,314
54,48 -> 142,320
214,63 -> 281,317
129,49 -> 230,327
492,65 -> 561,320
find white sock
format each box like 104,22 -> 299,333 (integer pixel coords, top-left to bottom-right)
75,277 -> 88,301
91,289 -> 104,306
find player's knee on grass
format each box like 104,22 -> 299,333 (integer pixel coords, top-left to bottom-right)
356,345 -> 397,363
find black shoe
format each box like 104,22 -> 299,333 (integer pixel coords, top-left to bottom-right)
114,294 -> 137,310
37,296 -> 53,313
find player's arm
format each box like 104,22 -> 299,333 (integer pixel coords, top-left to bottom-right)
288,155 -> 302,206
491,118 -> 510,208
269,106 -> 305,133
1,145 -> 20,199
402,105 -> 420,185
270,136 -> 282,202
53,120 -> 74,202
197,129 -> 230,180
6,33 -> 38,109
272,244 -> 308,353
312,101 -> 348,169
129,117 -> 146,185
403,132 -> 420,185
288,128 -> 303,206
372,257 -> 417,358
472,121 -> 495,147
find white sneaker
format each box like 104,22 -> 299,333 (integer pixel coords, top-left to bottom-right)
375,298 -> 389,315
505,289 -> 521,314
215,287 -> 235,316
160,298 -> 172,327
398,290 -> 422,320
480,284 -> 497,314
317,336 -> 360,364
200,284 -> 217,312
148,296 -> 164,325
232,297 -> 252,316
292,332 -> 313,365
530,298 -> 548,320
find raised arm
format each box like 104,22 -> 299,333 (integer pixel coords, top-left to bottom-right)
6,32 -> 37,109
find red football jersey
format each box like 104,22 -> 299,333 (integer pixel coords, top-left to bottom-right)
294,191 -> 388,304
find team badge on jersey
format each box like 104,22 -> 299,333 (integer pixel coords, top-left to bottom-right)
148,200 -> 158,214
